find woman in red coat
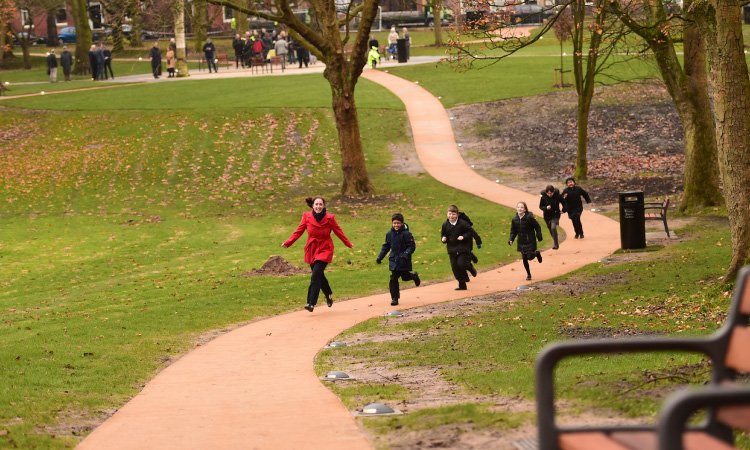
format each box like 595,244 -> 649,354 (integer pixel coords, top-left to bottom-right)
282,196 -> 353,312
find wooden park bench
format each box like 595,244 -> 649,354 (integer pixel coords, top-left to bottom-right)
644,198 -> 671,237
535,265 -> 750,450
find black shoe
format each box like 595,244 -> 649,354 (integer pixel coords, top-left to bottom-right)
574,234 -> 580,239
553,245 -> 559,250
412,272 -> 421,287
390,299 -> 399,306
471,253 -> 478,264
455,282 -> 467,291
326,294 -> 333,308
536,251 -> 543,263
304,304 -> 314,312
579,234 -> 584,239
526,275 -> 532,281
469,266 -> 477,277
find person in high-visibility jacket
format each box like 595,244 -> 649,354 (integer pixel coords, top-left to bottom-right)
367,46 -> 380,68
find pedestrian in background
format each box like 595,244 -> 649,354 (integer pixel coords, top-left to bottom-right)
102,44 -> 114,79
60,46 -> 72,81
203,38 -> 218,73
562,177 -> 592,239
274,32 -> 288,71
149,42 -> 162,79
282,196 -> 353,313
376,213 -> 421,306
46,49 -> 57,82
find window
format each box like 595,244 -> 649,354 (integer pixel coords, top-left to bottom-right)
223,7 -> 233,22
88,2 -> 103,28
20,8 -> 32,29
56,8 -> 68,25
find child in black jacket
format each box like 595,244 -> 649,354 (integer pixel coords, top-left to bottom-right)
377,213 -> 421,306
539,185 -> 565,249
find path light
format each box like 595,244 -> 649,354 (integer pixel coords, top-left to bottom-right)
385,70 -> 389,73
322,371 -> 353,381
590,208 -> 601,212
438,96 -> 442,99
516,285 -> 533,291
356,402 -> 402,416
4,81 -> 9,85
563,52 -> 567,56
457,143 -> 463,147
495,179 -> 500,183
599,258 -> 612,263
450,116 -> 455,120
40,91 -> 45,95
471,164 -> 475,168
324,341 -> 347,349
138,57 -> 143,61
384,311 -> 403,317
415,81 -> 419,84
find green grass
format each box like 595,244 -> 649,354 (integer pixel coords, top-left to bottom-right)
318,217 -> 736,435
0,71 -> 517,448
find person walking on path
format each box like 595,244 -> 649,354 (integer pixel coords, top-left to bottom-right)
295,43 -> 309,68
149,42 -> 162,79
203,38 -> 218,73
94,44 -> 106,80
282,196 -> 353,313
508,201 -> 543,281
441,205 -> 476,291
46,49 -> 58,82
539,185 -> 565,249
562,177 -> 591,239
376,213 -> 421,306
232,33 -> 244,68
102,44 -> 114,80
88,45 -> 99,81
166,47 -> 176,78
274,33 -> 288,71
60,46 -> 72,81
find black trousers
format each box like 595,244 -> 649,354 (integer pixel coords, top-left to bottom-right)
544,217 -> 560,246
307,260 -> 331,306
103,61 -> 114,79
449,252 -> 472,283
205,55 -> 218,72
568,210 -> 584,236
389,270 -> 414,301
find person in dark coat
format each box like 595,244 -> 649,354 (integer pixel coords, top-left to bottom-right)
46,49 -> 58,82
203,38 -> 217,73
88,45 -> 99,81
539,185 -> 565,249
101,44 -> 114,79
508,201 -> 543,281
458,211 -> 482,264
94,44 -> 106,80
149,42 -> 162,79
296,43 -> 309,68
376,213 -> 421,306
60,46 -> 73,81
282,196 -> 353,313
232,33 -> 244,68
441,205 -> 476,290
562,177 -> 592,239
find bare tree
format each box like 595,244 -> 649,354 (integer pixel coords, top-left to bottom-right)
204,0 -> 377,195
698,0 -> 750,279
69,0 -> 92,74
607,0 -> 721,212
174,0 -> 188,77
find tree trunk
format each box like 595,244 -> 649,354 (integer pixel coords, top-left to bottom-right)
574,86 -> 593,179
324,56 -> 374,196
702,1 -> 750,280
192,0 -> 207,54
433,1 -> 443,46
46,11 -> 58,47
236,11 -> 247,35
70,0 -> 92,75
20,42 -> 31,69
175,0 -> 189,77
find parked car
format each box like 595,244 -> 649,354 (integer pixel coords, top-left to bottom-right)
506,4 -> 554,24
57,26 -> 108,44
379,9 -> 453,28
13,32 -> 46,46
118,24 -> 158,41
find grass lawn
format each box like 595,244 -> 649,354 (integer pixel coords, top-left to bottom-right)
0,72 -> 519,448
318,216 -> 738,440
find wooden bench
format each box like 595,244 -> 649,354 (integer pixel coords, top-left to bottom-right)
644,198 -> 670,237
535,266 -> 750,450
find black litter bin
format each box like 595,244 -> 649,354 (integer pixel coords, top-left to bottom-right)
397,38 -> 407,63
619,191 -> 646,249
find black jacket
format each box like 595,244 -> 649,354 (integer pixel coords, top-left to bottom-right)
46,53 -> 57,69
377,225 -> 416,272
203,42 -> 216,57
149,47 -> 162,64
539,189 -> 565,221
509,212 -> 543,256
232,38 -> 244,53
60,51 -> 73,72
441,218 -> 474,254
458,212 -> 483,248
562,185 -> 591,214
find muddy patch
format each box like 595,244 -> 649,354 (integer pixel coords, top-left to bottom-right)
388,142 -> 425,176
242,255 -> 308,277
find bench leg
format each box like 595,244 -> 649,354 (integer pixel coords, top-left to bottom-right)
664,218 -> 670,238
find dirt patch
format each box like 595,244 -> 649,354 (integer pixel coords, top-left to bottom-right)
242,255 -> 308,277
451,82 -> 685,204
388,142 -> 425,176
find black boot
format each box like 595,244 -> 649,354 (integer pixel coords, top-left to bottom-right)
326,294 -> 333,308
390,298 -> 399,306
412,272 -> 421,287
304,304 -> 314,312
536,251 -> 543,263
455,281 -> 467,291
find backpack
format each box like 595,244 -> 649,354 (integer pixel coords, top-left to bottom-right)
252,39 -> 263,54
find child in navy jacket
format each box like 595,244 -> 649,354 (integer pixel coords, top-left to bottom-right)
377,213 -> 421,306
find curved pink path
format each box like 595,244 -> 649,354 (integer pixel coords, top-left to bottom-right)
78,70 -> 620,450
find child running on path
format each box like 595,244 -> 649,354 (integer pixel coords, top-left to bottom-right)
282,196 -> 353,312
376,213 -> 421,306
441,205 -> 476,290
562,177 -> 592,239
508,201 -> 543,281
539,185 -> 565,249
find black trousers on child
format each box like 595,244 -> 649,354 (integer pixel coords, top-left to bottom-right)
449,252 -> 472,283
389,270 -> 415,301
568,210 -> 584,236
307,260 -> 332,306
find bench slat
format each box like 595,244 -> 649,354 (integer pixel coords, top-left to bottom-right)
741,280 -> 750,315
559,433 -> 631,450
725,326 -> 750,373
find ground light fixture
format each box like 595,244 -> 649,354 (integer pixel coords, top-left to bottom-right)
321,371 -> 354,381
355,403 -> 403,416
384,311 -> 403,317
324,341 -> 347,349
516,285 -> 533,292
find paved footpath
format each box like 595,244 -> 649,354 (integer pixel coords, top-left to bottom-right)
77,68 -> 620,450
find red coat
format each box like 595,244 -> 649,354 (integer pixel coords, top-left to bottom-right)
284,211 -> 353,264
